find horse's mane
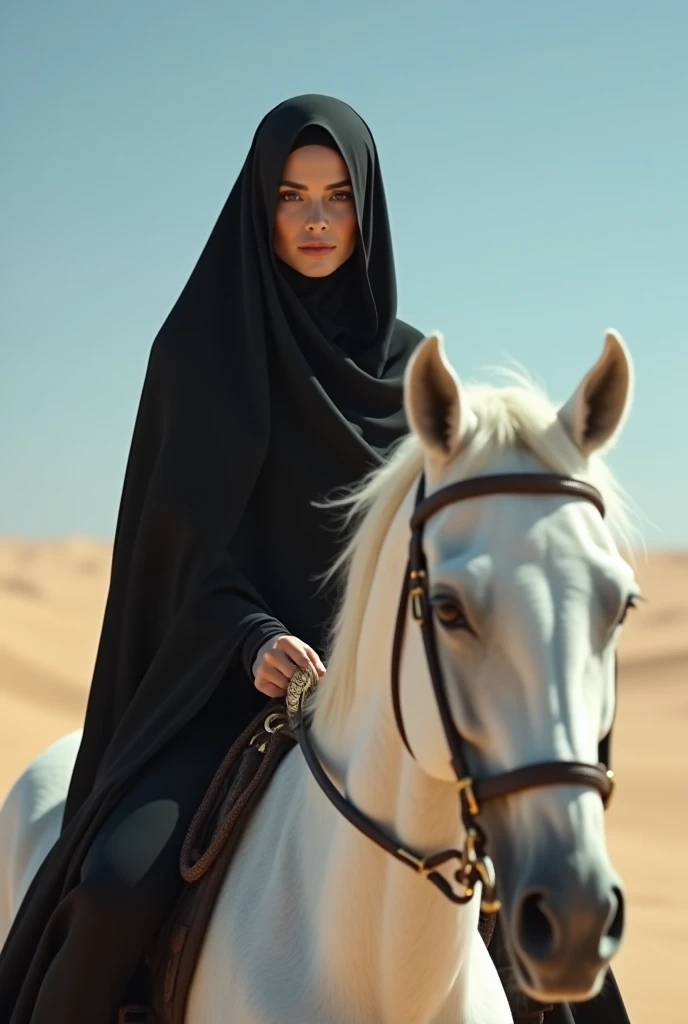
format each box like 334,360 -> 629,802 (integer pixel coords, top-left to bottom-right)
312,372 -> 639,731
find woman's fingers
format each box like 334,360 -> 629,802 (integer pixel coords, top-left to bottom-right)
276,636 -> 312,670
265,648 -> 304,677
304,645 -> 327,678
257,662 -> 289,688
252,634 -> 327,696
255,679 -> 286,698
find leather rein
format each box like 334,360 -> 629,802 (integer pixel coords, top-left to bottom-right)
286,472 -> 616,912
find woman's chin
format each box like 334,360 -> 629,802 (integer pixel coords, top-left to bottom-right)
292,260 -> 341,278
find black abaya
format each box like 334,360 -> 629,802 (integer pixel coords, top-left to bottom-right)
26,687 -> 240,1022
0,93 -> 423,1022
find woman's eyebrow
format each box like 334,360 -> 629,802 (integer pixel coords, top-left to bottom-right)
279,178 -> 352,190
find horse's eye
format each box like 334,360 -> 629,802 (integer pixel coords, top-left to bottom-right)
430,596 -> 474,634
618,594 -> 641,627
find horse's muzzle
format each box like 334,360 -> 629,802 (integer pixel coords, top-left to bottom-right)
506,867 -> 625,1002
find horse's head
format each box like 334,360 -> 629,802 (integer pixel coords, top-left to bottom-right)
400,330 -> 637,1002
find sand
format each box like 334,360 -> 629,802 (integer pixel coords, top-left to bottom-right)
0,538 -> 686,1020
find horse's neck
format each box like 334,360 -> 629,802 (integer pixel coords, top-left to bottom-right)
312,733 -> 477,1021
307,512 -> 477,1022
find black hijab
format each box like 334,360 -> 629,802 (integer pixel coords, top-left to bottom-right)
0,95 -> 424,1019
168,94 -> 419,454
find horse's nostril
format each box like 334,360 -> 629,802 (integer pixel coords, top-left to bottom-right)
516,892 -> 559,962
600,886 -> 625,959
608,887 -> 625,941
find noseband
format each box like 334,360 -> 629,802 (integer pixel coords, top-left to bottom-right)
288,473 -> 616,912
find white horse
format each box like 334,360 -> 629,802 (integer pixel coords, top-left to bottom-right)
0,730 -> 81,945
0,330 -> 638,1023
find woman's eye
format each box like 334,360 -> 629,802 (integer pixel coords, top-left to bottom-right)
279,191 -> 301,202
330,191 -> 353,202
430,597 -> 474,634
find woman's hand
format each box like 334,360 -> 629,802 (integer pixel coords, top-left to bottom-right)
252,634 -> 326,698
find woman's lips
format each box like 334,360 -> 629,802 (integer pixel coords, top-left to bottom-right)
298,245 -> 336,257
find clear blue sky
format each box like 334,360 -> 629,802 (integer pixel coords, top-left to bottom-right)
2,1 -> 686,545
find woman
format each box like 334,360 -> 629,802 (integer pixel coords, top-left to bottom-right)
0,94 -> 630,1024
0,94 -> 424,1022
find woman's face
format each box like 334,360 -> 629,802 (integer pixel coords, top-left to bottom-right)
273,144 -> 358,278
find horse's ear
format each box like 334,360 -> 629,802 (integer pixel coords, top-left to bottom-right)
404,332 -> 475,463
558,330 -> 634,456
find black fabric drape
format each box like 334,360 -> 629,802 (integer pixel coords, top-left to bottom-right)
0,93 -> 423,1021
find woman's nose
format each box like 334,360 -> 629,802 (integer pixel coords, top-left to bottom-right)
305,203 -> 328,229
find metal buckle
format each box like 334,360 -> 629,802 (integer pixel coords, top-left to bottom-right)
456,776 -> 480,816
410,569 -> 427,623
396,847 -> 429,876
458,828 -> 501,914
264,712 -> 287,734
249,711 -> 288,754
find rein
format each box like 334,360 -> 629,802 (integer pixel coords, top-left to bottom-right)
286,472 -> 616,912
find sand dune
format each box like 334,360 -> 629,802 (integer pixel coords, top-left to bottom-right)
0,539 -> 686,1020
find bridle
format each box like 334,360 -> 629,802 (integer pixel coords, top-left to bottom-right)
286,472 -> 616,912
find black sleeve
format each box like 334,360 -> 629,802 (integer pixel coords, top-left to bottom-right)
240,618 -> 290,677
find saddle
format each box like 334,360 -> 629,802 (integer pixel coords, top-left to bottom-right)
118,700 -> 552,1024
